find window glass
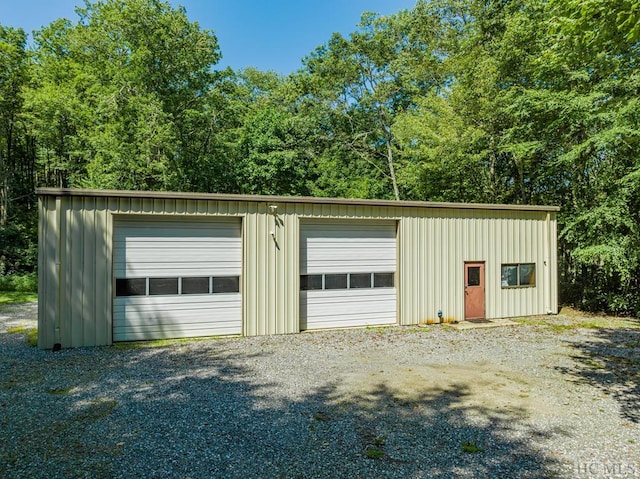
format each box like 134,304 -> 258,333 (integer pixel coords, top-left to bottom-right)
374,273 -> 394,288
301,275 -> 323,291
519,264 -> 536,286
212,276 -> 240,293
467,267 -> 481,286
182,277 -> 210,294
349,273 -> 371,289
325,274 -> 348,289
501,265 -> 518,287
149,277 -> 178,295
116,278 -> 146,296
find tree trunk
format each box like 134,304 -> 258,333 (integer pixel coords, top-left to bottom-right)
386,137 -> 400,201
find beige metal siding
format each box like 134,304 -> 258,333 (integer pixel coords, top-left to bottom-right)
398,208 -> 555,324
37,196 -> 58,348
242,202 -> 299,336
37,190 -> 558,348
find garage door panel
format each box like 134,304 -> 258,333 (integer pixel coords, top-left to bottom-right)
113,297 -> 241,341
302,259 -> 396,275
301,223 -> 396,275
301,290 -> 396,329
114,324 -> 240,342
114,294 -> 241,313
113,295 -> 241,341
116,262 -> 241,278
114,230 -> 241,277
114,218 -> 240,237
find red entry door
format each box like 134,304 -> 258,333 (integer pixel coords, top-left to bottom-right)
464,262 -> 485,320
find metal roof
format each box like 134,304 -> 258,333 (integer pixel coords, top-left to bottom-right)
36,188 -> 560,212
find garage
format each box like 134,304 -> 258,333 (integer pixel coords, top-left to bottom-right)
113,216 -> 242,341
300,221 -> 397,330
37,189 -> 559,349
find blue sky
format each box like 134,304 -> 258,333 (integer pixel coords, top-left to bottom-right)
0,0 -> 417,74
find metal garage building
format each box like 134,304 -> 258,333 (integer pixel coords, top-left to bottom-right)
37,188 -> 558,349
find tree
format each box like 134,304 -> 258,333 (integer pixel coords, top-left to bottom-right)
26,0 -> 222,191
0,25 -> 33,226
300,9 -> 441,200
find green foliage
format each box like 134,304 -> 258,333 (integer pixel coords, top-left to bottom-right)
27,0 -> 221,191
364,447 -> 384,459
461,441 -> 484,453
0,273 -> 38,293
300,8 -> 439,200
4,326 -> 38,346
26,328 -> 38,347
0,220 -> 37,274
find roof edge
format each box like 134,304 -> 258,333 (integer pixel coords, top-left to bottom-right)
36,188 -> 560,212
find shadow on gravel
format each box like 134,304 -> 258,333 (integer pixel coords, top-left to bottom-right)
1,339 -> 566,479
557,324 -> 640,424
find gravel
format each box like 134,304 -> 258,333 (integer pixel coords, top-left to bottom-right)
1,303 -> 639,479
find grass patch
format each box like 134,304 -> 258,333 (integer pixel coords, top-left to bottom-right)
112,334 -> 235,350
112,339 -> 177,350
26,328 -> 38,347
6,326 -> 28,334
313,411 -> 331,421
461,441 -> 484,453
0,291 -> 38,304
5,326 -> 38,346
364,446 -> 384,459
514,315 -> 639,331
47,387 -> 72,395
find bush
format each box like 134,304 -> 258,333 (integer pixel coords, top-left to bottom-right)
0,273 -> 38,292
0,218 -> 38,275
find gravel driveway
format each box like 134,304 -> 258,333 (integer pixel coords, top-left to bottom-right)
1,303 -> 639,479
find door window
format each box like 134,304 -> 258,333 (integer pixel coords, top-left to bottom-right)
467,267 -> 481,286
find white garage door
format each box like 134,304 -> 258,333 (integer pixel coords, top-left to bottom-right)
300,221 -> 397,330
113,216 -> 242,341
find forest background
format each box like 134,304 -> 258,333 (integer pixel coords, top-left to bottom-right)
1,0 -> 638,316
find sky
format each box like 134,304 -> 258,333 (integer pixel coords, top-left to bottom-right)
0,0 -> 417,74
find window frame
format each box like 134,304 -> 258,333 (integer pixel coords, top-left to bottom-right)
501,263 -> 536,288
114,276 -> 241,297
300,272 -> 395,291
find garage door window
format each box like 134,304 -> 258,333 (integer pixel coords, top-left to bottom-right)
300,272 -> 394,290
212,276 -> 240,293
116,278 -> 147,296
325,274 -> 348,289
149,278 -> 178,295
181,277 -> 209,294
350,273 -> 372,289
115,276 -> 240,296
374,273 -> 394,288
300,275 -> 323,290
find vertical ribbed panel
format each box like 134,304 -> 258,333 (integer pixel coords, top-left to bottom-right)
243,202 -> 299,336
38,194 -> 558,348
37,196 -> 58,348
549,213 -> 558,314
